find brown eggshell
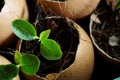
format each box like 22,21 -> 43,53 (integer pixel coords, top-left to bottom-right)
0,0 -> 29,48
37,0 -> 100,19
90,14 -> 120,66
55,19 -> 94,80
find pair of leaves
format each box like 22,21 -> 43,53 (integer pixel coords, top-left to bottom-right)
0,51 -> 40,80
14,51 -> 40,75
12,19 -> 62,60
39,30 -> 62,60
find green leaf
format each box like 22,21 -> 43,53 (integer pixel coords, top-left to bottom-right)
14,50 -> 22,64
115,0 -> 120,10
20,54 -> 40,75
0,64 -> 19,80
39,29 -> 51,41
40,39 -> 62,60
12,19 -> 38,41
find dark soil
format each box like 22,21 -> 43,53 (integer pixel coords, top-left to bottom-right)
0,0 -> 4,11
92,0 -> 120,60
20,7 -> 79,77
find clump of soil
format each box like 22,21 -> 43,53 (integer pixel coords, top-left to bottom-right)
20,16 -> 79,77
92,0 -> 120,60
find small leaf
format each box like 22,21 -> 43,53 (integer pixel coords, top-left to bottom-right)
14,50 -> 22,64
20,54 -> 40,75
115,0 -> 120,10
40,39 -> 62,60
0,64 -> 19,80
12,19 -> 38,41
39,29 -> 51,41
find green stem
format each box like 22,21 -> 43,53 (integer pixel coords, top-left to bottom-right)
16,64 -> 21,68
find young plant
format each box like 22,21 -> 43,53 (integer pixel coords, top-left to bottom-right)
0,19 -> 62,80
0,51 -> 40,80
11,19 -> 62,60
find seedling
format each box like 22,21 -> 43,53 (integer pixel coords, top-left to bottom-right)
11,19 -> 62,60
0,51 -> 40,80
0,19 -> 62,80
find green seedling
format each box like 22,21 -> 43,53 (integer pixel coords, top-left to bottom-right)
0,19 -> 63,80
11,19 -> 62,60
0,51 -> 40,80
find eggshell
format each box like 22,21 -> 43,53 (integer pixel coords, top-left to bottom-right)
37,0 -> 100,19
0,0 -> 29,48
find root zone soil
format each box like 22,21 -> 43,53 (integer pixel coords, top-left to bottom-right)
92,0 -> 120,60
20,16 -> 79,77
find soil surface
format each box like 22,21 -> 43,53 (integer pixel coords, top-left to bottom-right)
92,0 -> 120,60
